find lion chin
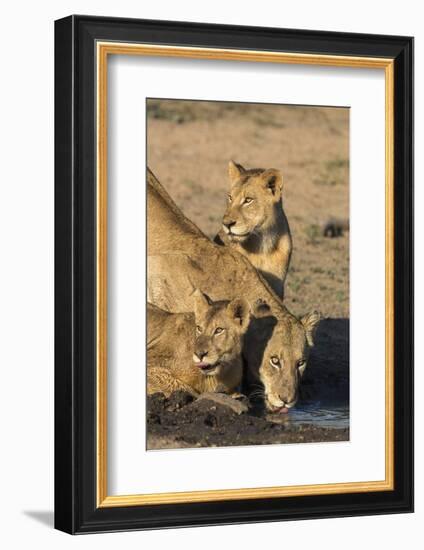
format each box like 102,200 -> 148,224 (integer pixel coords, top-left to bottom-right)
226,229 -> 251,242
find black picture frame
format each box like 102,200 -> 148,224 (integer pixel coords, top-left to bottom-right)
55,15 -> 414,534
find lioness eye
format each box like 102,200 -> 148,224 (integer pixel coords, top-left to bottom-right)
270,356 -> 280,367
196,325 -> 202,333
243,197 -> 253,205
214,327 -> 224,335
227,194 -> 232,202
297,360 -> 306,368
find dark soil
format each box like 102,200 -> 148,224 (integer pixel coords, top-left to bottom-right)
147,390 -> 349,450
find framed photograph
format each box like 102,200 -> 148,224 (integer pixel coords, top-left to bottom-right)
54,15 -> 413,534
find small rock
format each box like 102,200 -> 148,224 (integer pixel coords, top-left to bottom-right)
196,392 -> 249,415
166,390 -> 194,412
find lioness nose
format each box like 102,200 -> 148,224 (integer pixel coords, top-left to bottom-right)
196,350 -> 208,360
223,218 -> 236,229
281,393 -> 297,406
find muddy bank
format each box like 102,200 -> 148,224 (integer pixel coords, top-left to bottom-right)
147,391 -> 349,450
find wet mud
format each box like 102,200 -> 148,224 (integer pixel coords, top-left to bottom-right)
147,390 -> 349,450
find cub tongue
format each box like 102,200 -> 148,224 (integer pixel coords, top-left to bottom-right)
279,407 -> 289,414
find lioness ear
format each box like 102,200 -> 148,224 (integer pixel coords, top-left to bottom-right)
227,298 -> 250,330
261,169 -> 283,198
193,289 -> 213,317
253,298 -> 272,318
301,310 -> 322,346
228,160 -> 245,182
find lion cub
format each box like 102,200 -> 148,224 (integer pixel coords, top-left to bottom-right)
147,290 -> 250,397
215,161 -> 292,299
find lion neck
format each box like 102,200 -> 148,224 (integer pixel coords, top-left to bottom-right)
242,207 -> 288,255
247,230 -> 279,254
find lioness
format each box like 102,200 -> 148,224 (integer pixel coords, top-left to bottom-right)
147,291 -> 249,397
214,161 -> 292,298
244,304 -> 321,412
147,168 -> 321,412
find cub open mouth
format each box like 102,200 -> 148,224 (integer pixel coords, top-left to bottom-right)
196,362 -> 219,374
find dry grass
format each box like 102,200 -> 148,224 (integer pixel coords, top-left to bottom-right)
147,99 -> 349,320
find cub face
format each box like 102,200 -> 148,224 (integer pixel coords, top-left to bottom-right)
246,307 -> 321,412
192,290 -> 250,377
221,161 -> 284,243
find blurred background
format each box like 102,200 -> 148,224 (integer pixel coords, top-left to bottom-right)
147,99 -> 349,322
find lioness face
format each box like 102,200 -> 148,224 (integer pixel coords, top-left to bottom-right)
247,310 -> 321,412
221,161 -> 283,243
192,290 -> 250,377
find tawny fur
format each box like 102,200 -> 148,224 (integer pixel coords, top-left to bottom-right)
147,167 -> 321,410
214,161 -> 292,298
147,295 -> 248,397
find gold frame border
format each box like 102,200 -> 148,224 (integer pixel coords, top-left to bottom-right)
96,42 -> 395,508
